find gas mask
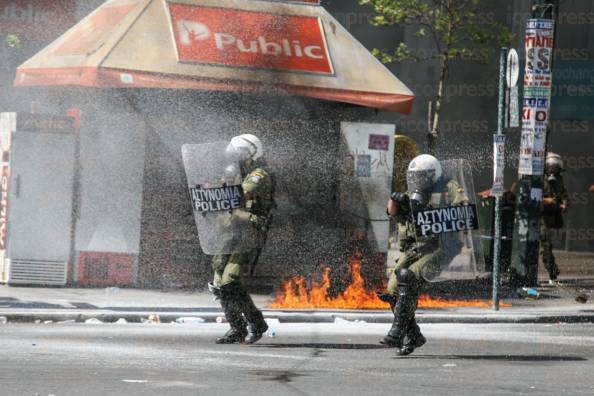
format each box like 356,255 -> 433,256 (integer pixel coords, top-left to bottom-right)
223,163 -> 241,185
410,190 -> 428,211
547,172 -> 558,183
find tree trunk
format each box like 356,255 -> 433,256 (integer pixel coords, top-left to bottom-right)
427,55 -> 449,155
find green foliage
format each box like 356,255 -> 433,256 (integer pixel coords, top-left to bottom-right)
5,34 -> 22,49
358,0 -> 514,147
358,0 -> 512,64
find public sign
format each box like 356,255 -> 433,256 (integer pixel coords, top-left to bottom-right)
168,3 -> 334,74
506,48 -> 519,88
413,204 -> 479,237
506,48 -> 520,128
492,135 -> 506,197
190,185 -> 243,213
518,19 -> 555,176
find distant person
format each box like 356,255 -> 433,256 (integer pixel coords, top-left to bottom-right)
541,152 -> 569,285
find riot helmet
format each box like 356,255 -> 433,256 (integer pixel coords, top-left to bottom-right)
407,154 -> 442,193
226,134 -> 264,163
545,152 -> 564,175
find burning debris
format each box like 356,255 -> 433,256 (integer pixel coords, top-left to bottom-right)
269,249 -> 506,310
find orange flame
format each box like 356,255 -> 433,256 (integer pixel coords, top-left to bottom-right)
269,249 -> 507,309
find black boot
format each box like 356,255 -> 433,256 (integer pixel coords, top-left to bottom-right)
379,299 -> 400,347
380,269 -> 419,352
380,318 -> 405,348
398,318 -> 426,356
216,283 -> 247,344
237,287 -> 268,344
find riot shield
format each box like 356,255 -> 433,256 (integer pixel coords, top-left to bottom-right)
181,141 -> 256,255
407,159 -> 485,281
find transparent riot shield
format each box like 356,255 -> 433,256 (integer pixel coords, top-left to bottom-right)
407,159 -> 485,281
181,142 -> 256,255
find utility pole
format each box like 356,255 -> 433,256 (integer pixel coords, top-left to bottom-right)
492,47 -> 508,311
510,0 -> 560,288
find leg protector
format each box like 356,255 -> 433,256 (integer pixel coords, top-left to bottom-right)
236,286 -> 268,344
541,231 -> 560,280
543,252 -> 560,281
215,283 -> 247,344
380,269 -> 419,349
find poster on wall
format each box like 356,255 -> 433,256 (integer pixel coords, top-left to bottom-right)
339,122 -> 395,253
0,113 -> 14,258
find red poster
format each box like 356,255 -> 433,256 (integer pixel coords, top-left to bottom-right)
368,134 -> 390,151
168,3 -> 333,74
0,166 -> 9,252
78,251 -> 135,286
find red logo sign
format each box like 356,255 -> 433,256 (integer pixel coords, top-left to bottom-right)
168,4 -> 333,74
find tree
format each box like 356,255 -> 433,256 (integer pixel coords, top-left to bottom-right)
4,34 -> 21,49
358,0 -> 512,153
1,34 -> 21,75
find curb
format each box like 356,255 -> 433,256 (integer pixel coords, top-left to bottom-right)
2,310 -> 594,324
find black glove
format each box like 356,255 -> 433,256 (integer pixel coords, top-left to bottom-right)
391,192 -> 409,205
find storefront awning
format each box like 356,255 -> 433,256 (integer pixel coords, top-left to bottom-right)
14,0 -> 414,114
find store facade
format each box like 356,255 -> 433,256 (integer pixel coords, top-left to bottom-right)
3,0 -> 414,288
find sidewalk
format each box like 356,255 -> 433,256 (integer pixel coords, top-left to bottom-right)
2,249 -> 593,325
1,277 -> 593,324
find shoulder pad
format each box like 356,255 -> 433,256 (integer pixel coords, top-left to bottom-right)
249,168 -> 269,180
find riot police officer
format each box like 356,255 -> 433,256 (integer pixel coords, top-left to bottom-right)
382,154 -> 467,355
210,134 -> 275,344
541,152 -> 569,285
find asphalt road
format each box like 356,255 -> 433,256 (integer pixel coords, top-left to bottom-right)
1,322 -> 593,396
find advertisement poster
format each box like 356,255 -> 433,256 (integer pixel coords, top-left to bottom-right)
518,18 -> 554,176
0,113 -> 13,255
492,135 -> 505,197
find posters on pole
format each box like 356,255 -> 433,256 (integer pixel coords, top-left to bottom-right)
492,135 -> 505,197
518,19 -> 554,176
519,97 -> 549,175
508,86 -> 520,128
